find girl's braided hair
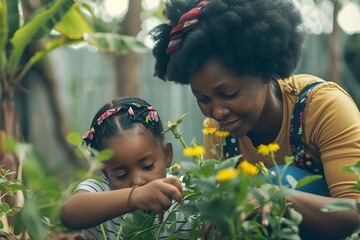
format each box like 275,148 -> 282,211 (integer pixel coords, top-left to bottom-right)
82,97 -> 164,150
150,0 -> 305,84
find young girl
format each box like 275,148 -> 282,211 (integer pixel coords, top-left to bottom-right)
60,97 -> 192,239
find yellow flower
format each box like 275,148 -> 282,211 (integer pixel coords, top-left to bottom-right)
215,131 -> 230,138
238,160 -> 259,176
169,163 -> 181,171
202,128 -> 217,135
257,143 -> 280,156
217,168 -> 239,181
183,146 -> 205,157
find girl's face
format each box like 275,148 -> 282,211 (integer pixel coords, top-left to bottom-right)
189,60 -> 269,138
102,124 -> 172,190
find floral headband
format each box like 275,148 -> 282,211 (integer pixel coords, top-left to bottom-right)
82,103 -> 159,147
166,1 -> 208,55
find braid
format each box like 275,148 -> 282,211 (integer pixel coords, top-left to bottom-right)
82,97 -> 164,150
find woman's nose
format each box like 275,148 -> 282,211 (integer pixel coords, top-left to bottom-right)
211,101 -> 230,121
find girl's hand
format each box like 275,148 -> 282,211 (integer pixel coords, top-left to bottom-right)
129,177 -> 184,215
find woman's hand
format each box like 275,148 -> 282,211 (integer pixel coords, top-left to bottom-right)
129,176 -> 184,220
242,193 -> 272,227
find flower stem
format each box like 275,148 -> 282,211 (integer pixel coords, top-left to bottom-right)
155,202 -> 180,240
178,136 -> 188,149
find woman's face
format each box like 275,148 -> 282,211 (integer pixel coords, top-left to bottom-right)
190,60 -> 268,138
102,124 -> 172,190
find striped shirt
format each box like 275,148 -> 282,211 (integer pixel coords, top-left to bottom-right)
76,176 -> 194,240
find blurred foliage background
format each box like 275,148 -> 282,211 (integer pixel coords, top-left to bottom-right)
0,0 -> 359,212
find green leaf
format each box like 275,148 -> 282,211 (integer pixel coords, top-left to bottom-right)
6,0 -> 20,39
1,136 -> 17,153
1,202 -> 9,212
96,149 -> 113,162
250,188 -> 265,205
54,3 -> 93,39
167,211 -> 176,222
348,184 -> 360,192
285,175 -> 298,189
210,144 -> 219,156
167,234 -> 190,240
295,175 -> 323,188
269,188 -> 294,202
13,197 -> 48,239
191,178 -> 217,195
15,36 -> 83,83
180,161 -> 200,172
288,208 -> 303,225
7,0 -> 74,75
24,0 -> 74,40
75,168 -> 88,179
66,131 -> 83,146
177,203 -> 199,216
284,156 -> 294,165
215,155 -> 240,170
8,183 -> 25,192
84,32 -> 149,54
199,162 -> 215,177
0,1 -> 8,53
182,190 -> 201,201
342,161 -> 360,176
342,160 -> 360,171
321,199 -> 355,212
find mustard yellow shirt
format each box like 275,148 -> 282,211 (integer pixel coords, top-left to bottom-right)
204,74 -> 360,200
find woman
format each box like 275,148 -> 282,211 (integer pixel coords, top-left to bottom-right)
150,0 -> 360,239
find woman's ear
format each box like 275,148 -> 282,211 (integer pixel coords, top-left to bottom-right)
164,142 -> 173,168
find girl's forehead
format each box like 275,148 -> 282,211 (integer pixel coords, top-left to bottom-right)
102,126 -> 162,157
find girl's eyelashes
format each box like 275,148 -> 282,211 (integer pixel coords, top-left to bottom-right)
115,173 -> 128,181
143,163 -> 154,171
113,163 -> 154,180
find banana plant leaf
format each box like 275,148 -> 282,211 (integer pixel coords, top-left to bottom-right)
7,0 -> 74,76
6,0 -> 20,40
54,3 -> 94,39
84,32 -> 149,54
14,36 -> 83,83
0,0 -> 7,55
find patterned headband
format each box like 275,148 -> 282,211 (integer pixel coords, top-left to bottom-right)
82,103 -> 159,147
166,1 -> 208,55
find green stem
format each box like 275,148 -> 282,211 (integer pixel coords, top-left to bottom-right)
178,136 -> 188,149
155,202 -> 180,240
116,213 -> 129,240
220,137 -> 225,161
154,192 -> 201,240
130,225 -> 159,240
209,135 -> 222,160
100,223 -> 108,240
269,152 -> 282,188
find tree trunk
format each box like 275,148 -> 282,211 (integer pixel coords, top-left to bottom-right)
328,0 -> 342,85
0,87 -> 21,226
113,0 -> 142,97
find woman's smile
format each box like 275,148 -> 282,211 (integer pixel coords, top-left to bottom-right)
220,118 -> 243,133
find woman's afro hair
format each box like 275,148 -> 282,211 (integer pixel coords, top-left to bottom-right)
150,0 -> 306,84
